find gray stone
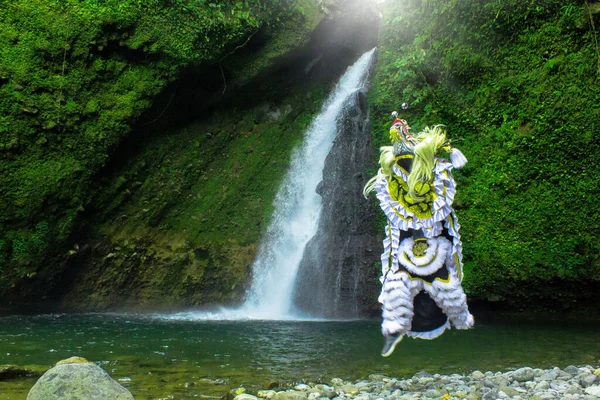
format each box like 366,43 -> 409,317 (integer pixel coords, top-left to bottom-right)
413,370 -> 433,379
580,374 -> 598,388
27,362 -> 133,400
341,385 -> 360,395
492,377 -> 510,387
538,373 -> 556,381
258,390 -> 277,399
481,390 -> 499,400
512,367 -> 535,382
229,388 -> 247,400
274,391 -> 309,400
498,385 -> 519,397
483,379 -> 496,388
566,387 -> 584,395
535,381 -> 550,390
235,395 -> 259,400
423,389 -> 441,398
471,371 -> 485,379
585,386 -> 600,396
466,393 -> 482,400
564,366 -> 581,375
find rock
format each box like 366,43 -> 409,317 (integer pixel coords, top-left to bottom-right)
274,391 -> 308,400
481,391 -> 498,400
594,369 -> 600,377
498,385 -> 519,397
585,386 -> 600,396
55,356 -> 91,366
340,385 -> 360,395
308,393 -> 320,400
315,384 -> 336,399
263,382 -> 281,390
258,390 -> 277,399
27,361 -> 133,400
538,372 -> 556,381
235,395 -> 259,400
564,365 -> 581,375
581,374 -> 598,388
483,378 -> 496,388
535,381 -> 550,390
492,377 -> 510,387
295,384 -> 311,391
414,370 -> 433,379
228,388 -> 247,400
423,389 -> 442,398
512,367 -> 535,382
471,370 -> 485,379
0,365 -> 36,381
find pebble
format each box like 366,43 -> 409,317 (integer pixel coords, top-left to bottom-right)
232,365 -> 600,400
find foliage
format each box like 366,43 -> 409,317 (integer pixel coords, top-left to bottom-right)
370,0 -> 600,305
0,0 -> 319,294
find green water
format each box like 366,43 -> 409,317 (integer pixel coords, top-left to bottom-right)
0,313 -> 599,400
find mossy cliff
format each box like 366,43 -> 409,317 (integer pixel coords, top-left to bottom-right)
0,0 -> 379,309
369,0 -> 600,310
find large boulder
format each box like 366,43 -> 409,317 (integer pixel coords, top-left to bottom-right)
27,357 -> 134,400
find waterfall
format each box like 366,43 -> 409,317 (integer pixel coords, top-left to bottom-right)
240,48 -> 376,319
158,48 -> 376,322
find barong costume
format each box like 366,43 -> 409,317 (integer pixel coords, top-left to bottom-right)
365,113 -> 474,354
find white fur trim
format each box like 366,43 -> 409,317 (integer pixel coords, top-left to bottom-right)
407,320 -> 451,340
450,148 -> 468,169
397,237 -> 451,276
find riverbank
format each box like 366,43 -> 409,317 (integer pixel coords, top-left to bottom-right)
244,366 -> 600,400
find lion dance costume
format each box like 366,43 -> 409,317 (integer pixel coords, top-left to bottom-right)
364,112 -> 474,357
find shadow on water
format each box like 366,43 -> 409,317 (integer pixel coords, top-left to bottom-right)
1,314 -> 599,399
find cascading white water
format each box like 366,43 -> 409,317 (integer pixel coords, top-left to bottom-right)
157,48 -> 376,322
240,48 -> 376,319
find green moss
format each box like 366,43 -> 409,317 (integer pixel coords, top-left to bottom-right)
370,0 -> 600,305
55,80 -> 329,309
0,0 -> 323,296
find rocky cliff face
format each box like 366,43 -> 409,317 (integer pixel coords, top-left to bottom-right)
292,88 -> 381,318
23,2 -> 381,312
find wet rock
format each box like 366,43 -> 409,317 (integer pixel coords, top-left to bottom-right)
580,374 -> 598,387
27,359 -> 133,400
273,391 -> 308,400
498,385 -> 520,397
228,387 -> 247,400
292,88 -> 379,318
340,385 -> 359,395
535,381 -> 550,390
564,365 -> 580,375
314,384 -> 336,398
235,395 -> 259,400
263,381 -> 281,390
0,365 -> 35,380
56,356 -> 91,365
414,370 -> 433,379
584,385 -> 600,396
512,367 -> 535,382
258,390 -> 277,399
471,371 -> 485,379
